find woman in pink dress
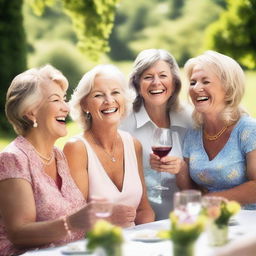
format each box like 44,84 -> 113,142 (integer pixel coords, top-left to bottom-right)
64,64 -> 155,227
0,65 -> 98,256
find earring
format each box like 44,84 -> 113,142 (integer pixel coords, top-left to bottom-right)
33,120 -> 38,128
86,111 -> 91,120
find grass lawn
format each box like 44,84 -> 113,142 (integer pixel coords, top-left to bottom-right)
1,69 -> 256,151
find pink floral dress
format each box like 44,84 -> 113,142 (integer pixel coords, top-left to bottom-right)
0,136 -> 86,256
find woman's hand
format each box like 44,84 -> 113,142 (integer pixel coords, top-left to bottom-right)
67,202 -> 99,232
150,153 -> 184,174
110,204 -> 136,228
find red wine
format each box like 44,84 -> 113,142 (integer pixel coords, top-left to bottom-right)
152,146 -> 172,158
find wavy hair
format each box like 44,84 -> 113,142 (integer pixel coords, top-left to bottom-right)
129,48 -> 181,112
69,64 -> 132,130
184,50 -> 247,127
5,65 -> 68,135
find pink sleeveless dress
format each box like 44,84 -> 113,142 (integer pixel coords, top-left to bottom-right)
0,136 -> 86,256
78,130 -> 143,225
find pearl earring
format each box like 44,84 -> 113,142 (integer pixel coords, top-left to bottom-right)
33,120 -> 38,128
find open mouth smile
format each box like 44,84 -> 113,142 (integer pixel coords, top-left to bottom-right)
101,108 -> 118,114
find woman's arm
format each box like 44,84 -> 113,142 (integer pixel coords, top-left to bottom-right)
176,158 -> 201,191
207,150 -> 256,204
133,138 -> 155,224
63,138 -> 88,200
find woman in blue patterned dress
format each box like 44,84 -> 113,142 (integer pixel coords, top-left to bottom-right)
175,50 -> 256,209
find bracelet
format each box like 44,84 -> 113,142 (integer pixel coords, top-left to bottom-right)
62,216 -> 71,237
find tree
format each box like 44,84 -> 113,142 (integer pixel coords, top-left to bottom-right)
28,0 -> 120,60
0,0 -> 27,132
205,0 -> 256,69
0,0 -> 119,132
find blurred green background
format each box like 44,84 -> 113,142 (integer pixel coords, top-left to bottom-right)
0,0 -> 255,150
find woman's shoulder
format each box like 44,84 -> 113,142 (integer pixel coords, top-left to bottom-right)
239,115 -> 256,126
235,115 -> 256,133
63,135 -> 87,154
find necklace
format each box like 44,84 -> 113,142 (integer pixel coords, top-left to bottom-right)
34,148 -> 54,165
204,125 -> 228,141
89,131 -> 117,162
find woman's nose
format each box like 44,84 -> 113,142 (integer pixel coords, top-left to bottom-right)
104,95 -> 115,104
193,82 -> 204,92
152,75 -> 161,85
63,101 -> 70,113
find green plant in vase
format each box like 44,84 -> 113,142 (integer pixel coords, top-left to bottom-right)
86,220 -> 123,256
202,197 -> 241,246
158,211 -> 207,256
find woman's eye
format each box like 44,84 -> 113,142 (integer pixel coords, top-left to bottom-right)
203,81 -> 210,85
190,81 -> 196,86
144,76 -> 152,80
113,91 -> 120,95
94,94 -> 102,98
160,74 -> 167,78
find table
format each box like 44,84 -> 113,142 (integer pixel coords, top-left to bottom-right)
22,210 -> 256,256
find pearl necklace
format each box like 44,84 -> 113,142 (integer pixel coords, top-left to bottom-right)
89,131 -> 117,162
204,125 -> 228,141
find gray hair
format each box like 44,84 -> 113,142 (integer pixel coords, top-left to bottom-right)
129,49 -> 181,112
5,64 -> 68,135
69,64 -> 132,130
184,50 -> 247,127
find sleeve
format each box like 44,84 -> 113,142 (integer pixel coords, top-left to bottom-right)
0,151 -> 32,183
240,119 -> 256,154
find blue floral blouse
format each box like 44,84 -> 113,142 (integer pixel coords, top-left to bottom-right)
183,115 -> 256,209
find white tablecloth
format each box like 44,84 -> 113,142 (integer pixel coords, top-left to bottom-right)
22,210 -> 256,256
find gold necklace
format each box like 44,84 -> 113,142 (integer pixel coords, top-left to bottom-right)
204,125 -> 228,141
34,148 -> 54,165
89,131 -> 117,162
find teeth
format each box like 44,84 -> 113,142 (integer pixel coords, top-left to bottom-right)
56,117 -> 66,121
150,89 -> 164,94
197,96 -> 209,101
102,108 -> 117,114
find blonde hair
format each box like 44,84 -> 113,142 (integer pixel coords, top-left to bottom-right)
5,64 -> 68,135
69,64 -> 132,130
184,50 -> 246,127
129,48 -> 181,112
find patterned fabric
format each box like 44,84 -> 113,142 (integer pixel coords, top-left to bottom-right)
183,115 -> 256,209
120,104 -> 193,220
0,136 -> 86,256
77,130 -> 143,226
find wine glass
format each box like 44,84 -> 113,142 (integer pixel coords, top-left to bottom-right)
151,127 -> 172,190
174,190 -> 202,221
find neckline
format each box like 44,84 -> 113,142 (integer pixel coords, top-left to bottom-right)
200,117 -> 242,162
80,131 -> 126,193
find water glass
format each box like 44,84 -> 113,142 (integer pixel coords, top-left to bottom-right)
174,190 -> 202,220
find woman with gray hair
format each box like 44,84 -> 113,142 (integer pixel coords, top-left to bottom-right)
0,65 -> 101,255
176,50 -> 256,209
120,49 -> 193,220
64,64 -> 155,227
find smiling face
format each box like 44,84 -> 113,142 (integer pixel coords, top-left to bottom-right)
82,74 -> 125,127
189,64 -> 226,117
33,81 -> 70,139
139,60 -> 174,109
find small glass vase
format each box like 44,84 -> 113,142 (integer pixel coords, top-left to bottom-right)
207,222 -> 228,246
173,241 -> 195,256
95,244 -> 122,256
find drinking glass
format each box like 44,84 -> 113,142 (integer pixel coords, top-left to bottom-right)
151,127 -> 172,190
91,197 -> 113,218
174,190 -> 202,220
